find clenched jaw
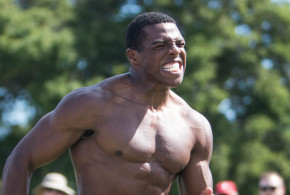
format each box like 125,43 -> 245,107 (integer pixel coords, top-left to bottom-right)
162,61 -> 183,74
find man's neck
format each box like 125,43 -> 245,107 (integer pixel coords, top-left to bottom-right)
128,69 -> 171,110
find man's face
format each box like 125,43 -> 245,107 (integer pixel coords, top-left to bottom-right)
259,176 -> 285,195
136,22 -> 186,88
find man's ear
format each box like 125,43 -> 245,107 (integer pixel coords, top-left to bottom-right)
126,48 -> 140,66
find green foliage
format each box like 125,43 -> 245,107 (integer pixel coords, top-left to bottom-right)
0,0 -> 290,194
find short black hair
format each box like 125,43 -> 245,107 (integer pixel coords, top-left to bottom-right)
126,12 -> 176,51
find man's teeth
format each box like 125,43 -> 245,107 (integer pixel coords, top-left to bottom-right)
163,63 -> 180,71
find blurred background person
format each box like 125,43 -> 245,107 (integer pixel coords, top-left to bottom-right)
259,172 -> 285,195
215,180 -> 238,195
33,172 -> 75,195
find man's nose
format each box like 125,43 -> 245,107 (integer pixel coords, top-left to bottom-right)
168,43 -> 181,56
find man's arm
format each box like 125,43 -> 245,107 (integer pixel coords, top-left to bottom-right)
178,114 -> 213,195
1,89 -> 96,194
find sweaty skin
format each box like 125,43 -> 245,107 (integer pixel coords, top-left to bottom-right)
1,23 -> 213,195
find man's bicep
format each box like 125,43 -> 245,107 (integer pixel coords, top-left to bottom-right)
178,157 -> 213,195
19,90 -> 99,169
13,110 -> 83,170
178,116 -> 213,195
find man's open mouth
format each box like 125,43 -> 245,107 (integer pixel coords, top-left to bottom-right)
162,62 -> 181,72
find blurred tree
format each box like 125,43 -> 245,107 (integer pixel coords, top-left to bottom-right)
0,0 -> 290,194
0,0 -> 79,191
169,0 -> 290,194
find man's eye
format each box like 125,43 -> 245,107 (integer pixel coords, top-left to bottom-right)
155,44 -> 165,49
177,43 -> 185,47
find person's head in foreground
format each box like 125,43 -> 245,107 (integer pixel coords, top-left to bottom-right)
259,172 -> 285,195
33,173 -> 75,195
215,180 -> 238,195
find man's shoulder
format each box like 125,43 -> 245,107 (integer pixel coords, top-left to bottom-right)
169,90 -> 190,106
169,90 -> 198,114
64,73 -> 129,103
169,91 -> 210,127
63,85 -> 106,104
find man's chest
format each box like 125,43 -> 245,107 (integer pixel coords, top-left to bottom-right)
95,108 -> 195,173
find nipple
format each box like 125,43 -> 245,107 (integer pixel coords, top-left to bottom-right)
115,150 -> 123,156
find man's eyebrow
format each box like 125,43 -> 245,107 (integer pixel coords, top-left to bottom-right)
152,38 -> 185,45
152,39 -> 166,45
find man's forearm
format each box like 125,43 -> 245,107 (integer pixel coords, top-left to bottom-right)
1,155 -> 32,195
